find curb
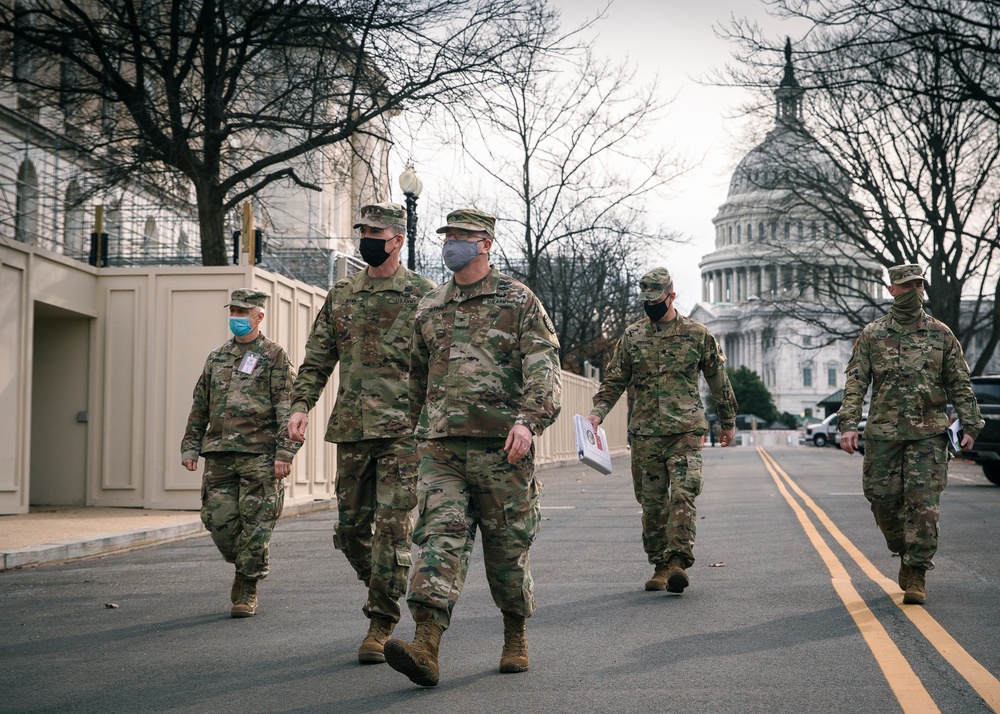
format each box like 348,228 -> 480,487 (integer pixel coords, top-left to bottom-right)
0,498 -> 337,572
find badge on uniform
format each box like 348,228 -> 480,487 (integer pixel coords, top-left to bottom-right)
238,352 -> 260,374
574,414 -> 613,475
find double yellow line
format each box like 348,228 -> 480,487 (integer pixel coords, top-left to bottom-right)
757,447 -> 1000,714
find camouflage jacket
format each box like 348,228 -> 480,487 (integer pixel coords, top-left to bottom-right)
839,311 -> 983,441
181,334 -> 301,463
409,266 -> 562,439
591,314 -> 738,436
290,265 -> 435,442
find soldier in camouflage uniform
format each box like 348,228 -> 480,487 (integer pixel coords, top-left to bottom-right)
588,267 -> 738,595
182,288 -> 301,618
287,203 -> 435,664
383,208 -> 562,687
839,264 -> 982,606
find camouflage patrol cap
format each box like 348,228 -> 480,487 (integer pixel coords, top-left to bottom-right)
888,263 -> 925,285
436,208 -> 496,238
353,202 -> 407,230
638,267 -> 674,302
225,288 -> 268,309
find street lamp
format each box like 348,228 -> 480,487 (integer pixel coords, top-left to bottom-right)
399,164 -> 423,270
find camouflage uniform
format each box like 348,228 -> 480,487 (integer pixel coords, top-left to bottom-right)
290,207 -> 435,624
591,268 -> 737,573
406,263 -> 562,630
839,265 -> 982,573
181,290 -> 300,582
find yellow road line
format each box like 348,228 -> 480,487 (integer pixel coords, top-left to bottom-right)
756,447 -> 939,713
759,447 -> 1000,713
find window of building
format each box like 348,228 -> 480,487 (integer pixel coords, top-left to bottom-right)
804,408 -> 813,418
802,335 -> 812,346
64,181 -> 87,252
15,160 -> 39,244
784,222 -> 790,240
747,223 -> 752,241
828,367 -> 837,387
803,367 -> 812,387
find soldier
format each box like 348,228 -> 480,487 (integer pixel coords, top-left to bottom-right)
587,267 -> 738,595
182,288 -> 300,618
383,208 -> 561,687
287,203 -> 435,664
839,264 -> 982,605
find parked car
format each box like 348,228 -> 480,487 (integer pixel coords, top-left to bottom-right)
957,376 -> 1000,486
806,413 -> 838,447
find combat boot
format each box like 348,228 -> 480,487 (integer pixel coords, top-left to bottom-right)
357,615 -> 395,664
644,564 -> 670,591
384,610 -> 443,687
903,568 -> 927,605
898,562 -> 914,591
499,611 -> 529,673
230,572 -> 245,604
665,557 -> 690,594
231,578 -> 258,617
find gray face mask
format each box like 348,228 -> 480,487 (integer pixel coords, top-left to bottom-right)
442,240 -> 482,272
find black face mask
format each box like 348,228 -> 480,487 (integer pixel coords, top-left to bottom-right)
359,237 -> 393,267
644,300 -> 668,322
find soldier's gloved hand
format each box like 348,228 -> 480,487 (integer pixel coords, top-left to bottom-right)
274,460 -> 291,479
505,424 -> 534,464
840,430 -> 859,455
719,428 -> 735,447
587,415 -> 602,431
288,412 -> 308,442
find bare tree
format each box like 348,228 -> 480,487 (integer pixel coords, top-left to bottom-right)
436,36 -> 687,370
722,11 -> 1000,372
0,0 -> 555,265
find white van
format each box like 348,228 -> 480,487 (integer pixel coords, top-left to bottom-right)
806,413 -> 838,447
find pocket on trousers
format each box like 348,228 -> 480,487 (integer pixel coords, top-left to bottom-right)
395,546 -> 414,568
503,479 -> 541,548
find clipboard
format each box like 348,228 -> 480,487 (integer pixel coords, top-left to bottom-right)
574,414 -> 613,475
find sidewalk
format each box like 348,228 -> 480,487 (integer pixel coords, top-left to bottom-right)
0,499 -> 337,571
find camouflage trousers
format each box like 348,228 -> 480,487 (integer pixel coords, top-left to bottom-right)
862,436 -> 949,570
200,452 -> 284,581
333,438 -> 418,622
629,432 -> 704,569
406,437 -> 541,631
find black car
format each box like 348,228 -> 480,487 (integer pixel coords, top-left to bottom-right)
959,375 -> 1000,486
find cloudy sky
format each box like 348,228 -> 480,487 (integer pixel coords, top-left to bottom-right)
392,0 -> 807,312
555,0 -> 808,312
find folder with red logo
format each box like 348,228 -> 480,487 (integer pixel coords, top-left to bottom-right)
574,414 -> 613,475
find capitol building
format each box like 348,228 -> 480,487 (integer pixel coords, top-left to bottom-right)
690,46 -> 883,419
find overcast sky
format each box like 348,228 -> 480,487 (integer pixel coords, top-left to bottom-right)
391,0 -> 807,312
555,0 -> 809,312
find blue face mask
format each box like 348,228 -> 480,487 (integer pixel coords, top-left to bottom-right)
229,316 -> 253,337
442,240 -> 482,272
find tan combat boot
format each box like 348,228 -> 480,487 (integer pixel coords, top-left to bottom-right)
357,615 -> 395,664
644,564 -> 670,591
231,579 -> 258,617
384,610 -> 444,687
665,558 -> 690,594
903,568 -> 926,605
499,611 -> 529,673
898,562 -> 914,590
230,572 -> 245,604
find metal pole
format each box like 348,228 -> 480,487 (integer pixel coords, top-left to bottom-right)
404,192 -> 418,270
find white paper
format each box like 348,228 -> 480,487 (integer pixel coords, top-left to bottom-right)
947,419 -> 963,453
574,414 -> 613,475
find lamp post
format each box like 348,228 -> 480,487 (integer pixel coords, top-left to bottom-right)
399,164 -> 423,270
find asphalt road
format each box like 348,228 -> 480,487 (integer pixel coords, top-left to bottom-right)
2,445 -> 999,714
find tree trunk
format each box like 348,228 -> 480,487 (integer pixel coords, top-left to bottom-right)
195,183 -> 228,266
